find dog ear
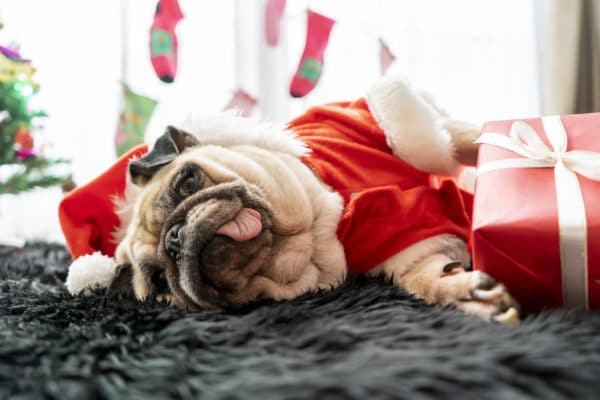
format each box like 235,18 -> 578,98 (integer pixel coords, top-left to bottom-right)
129,126 -> 199,185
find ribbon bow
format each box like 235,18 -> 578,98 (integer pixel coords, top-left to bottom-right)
476,115 -> 600,309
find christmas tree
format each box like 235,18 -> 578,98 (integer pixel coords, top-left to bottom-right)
0,45 -> 69,194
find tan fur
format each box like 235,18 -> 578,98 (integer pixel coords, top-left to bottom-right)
115,167 -> 179,300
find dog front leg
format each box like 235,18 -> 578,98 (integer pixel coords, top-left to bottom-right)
368,245 -> 520,324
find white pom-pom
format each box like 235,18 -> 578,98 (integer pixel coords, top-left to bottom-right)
366,74 -> 460,176
65,252 -> 118,296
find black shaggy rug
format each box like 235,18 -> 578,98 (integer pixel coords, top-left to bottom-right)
2,243 -> 600,399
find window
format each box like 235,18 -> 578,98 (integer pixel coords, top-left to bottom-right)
0,0 -> 539,242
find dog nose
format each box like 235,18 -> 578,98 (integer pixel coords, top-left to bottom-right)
165,223 -> 183,261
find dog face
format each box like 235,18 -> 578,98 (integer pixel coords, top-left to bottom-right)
111,126 -> 346,309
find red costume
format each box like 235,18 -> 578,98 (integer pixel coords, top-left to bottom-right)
288,98 -> 473,274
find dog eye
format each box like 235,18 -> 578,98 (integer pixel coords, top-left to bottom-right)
172,164 -> 203,200
178,174 -> 200,198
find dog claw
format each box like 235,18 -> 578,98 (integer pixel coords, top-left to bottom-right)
471,283 -> 504,301
441,268 -> 520,324
493,307 -> 520,325
156,294 -> 173,304
474,271 -> 496,290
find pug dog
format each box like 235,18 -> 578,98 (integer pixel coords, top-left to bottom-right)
108,76 -> 519,324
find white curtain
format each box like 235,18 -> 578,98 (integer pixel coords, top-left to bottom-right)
0,0 -> 540,244
537,0 -> 600,114
282,0 -> 540,124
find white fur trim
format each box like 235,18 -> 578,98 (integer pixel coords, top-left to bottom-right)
181,111 -> 310,158
65,252 -> 118,296
366,75 -> 460,176
111,166 -> 140,245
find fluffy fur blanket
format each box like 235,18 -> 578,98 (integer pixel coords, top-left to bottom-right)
2,242 -> 600,399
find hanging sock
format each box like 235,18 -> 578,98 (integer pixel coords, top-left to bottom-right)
264,0 -> 286,47
223,89 -> 257,117
379,38 -> 396,75
149,0 -> 184,83
115,83 -> 157,157
289,10 -> 335,98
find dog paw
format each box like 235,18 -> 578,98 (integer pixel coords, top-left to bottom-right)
441,270 -> 520,325
156,293 -> 173,304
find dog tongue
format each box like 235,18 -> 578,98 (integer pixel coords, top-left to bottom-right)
216,208 -> 262,241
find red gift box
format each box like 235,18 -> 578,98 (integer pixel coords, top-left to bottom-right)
472,113 -> 600,313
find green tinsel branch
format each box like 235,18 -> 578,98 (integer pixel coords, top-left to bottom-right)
0,173 -> 67,195
0,155 -> 70,194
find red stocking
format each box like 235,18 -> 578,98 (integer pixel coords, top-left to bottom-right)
149,0 -> 184,83
289,10 -> 335,98
264,0 -> 286,47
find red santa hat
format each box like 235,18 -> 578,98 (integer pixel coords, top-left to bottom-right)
58,145 -> 148,295
59,144 -> 149,259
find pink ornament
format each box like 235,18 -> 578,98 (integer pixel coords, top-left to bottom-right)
379,38 -> 396,75
16,149 -> 36,160
223,89 -> 257,117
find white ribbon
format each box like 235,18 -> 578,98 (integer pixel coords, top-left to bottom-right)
476,116 -> 600,309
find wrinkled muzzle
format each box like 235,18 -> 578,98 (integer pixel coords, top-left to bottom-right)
157,181 -> 274,309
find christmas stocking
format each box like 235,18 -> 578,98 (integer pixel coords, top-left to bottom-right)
223,89 -> 257,117
115,83 -> 157,157
379,38 -> 396,75
289,10 -> 335,98
150,0 -> 184,83
264,0 -> 286,47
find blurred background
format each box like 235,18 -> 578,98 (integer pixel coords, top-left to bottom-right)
0,0 -> 596,244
